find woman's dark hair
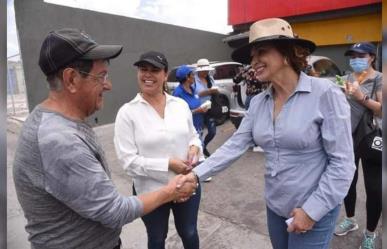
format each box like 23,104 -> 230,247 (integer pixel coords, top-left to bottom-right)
163,81 -> 170,94
369,54 -> 376,69
272,42 -> 310,74
206,74 -> 214,88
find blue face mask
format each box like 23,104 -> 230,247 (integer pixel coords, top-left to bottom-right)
349,58 -> 369,72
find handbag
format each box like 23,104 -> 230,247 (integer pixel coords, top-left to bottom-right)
352,79 -> 382,164
205,78 -> 224,120
207,93 -> 224,119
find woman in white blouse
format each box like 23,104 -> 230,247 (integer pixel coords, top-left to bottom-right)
114,51 -> 202,249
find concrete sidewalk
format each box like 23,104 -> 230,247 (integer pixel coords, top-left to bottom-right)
7,119 -> 381,249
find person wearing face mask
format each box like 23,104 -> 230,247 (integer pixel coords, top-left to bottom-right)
334,42 -> 382,249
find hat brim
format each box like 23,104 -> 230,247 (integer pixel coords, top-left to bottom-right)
344,48 -> 374,56
133,58 -> 166,69
231,36 -> 316,64
195,66 -> 215,72
81,45 -> 123,60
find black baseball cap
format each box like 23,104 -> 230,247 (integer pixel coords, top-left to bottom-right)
39,28 -> 123,76
133,51 -> 168,69
344,42 -> 376,56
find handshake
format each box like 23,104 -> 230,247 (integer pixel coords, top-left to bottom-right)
165,172 -> 198,203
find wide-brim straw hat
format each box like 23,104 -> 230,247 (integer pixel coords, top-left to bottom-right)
195,58 -> 215,72
231,18 -> 316,64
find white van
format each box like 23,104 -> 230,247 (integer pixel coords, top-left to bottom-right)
167,61 -> 243,125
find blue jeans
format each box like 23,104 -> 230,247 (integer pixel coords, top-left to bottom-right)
133,184 -> 201,249
266,205 -> 340,249
203,115 -> 216,148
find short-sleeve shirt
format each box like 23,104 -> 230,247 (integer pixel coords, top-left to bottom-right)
344,71 -> 382,132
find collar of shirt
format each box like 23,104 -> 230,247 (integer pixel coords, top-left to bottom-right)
264,72 -> 312,99
131,92 -> 178,105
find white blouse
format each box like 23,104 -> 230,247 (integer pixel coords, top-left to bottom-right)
114,93 -> 203,194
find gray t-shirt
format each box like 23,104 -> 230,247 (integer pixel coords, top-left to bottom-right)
344,72 -> 382,132
13,106 -> 143,249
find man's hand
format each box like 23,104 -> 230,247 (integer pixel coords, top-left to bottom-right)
168,158 -> 191,174
175,172 -> 199,202
164,174 -> 198,203
139,174 -> 197,214
287,208 -> 315,234
186,146 -> 200,168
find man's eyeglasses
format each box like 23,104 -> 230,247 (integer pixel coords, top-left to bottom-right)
78,71 -> 109,84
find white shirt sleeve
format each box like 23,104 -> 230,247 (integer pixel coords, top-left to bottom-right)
114,106 -> 169,182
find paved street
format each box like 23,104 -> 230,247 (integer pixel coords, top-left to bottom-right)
7,119 -> 381,249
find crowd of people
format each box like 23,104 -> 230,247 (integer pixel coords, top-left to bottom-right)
12,17 -> 382,249
233,65 -> 270,109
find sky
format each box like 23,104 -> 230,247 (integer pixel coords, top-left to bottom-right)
7,0 -> 232,59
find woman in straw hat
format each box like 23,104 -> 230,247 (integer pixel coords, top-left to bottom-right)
186,18 -> 355,249
194,58 -> 219,158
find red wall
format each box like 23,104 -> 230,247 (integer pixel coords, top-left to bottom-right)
229,0 -> 381,25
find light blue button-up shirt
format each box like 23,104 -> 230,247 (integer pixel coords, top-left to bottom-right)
193,72 -> 355,222
194,74 -> 213,103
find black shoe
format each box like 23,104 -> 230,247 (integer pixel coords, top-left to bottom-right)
203,148 -> 211,157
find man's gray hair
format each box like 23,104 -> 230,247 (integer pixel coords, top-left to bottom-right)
45,59 -> 95,92
47,75 -> 63,91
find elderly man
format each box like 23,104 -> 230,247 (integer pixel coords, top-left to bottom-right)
13,28 -> 196,249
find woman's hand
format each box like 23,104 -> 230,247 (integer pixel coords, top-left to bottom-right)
187,146 -> 200,167
173,173 -> 200,203
166,174 -> 197,202
345,80 -> 364,101
287,208 -> 315,234
193,107 -> 208,114
168,158 -> 191,174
